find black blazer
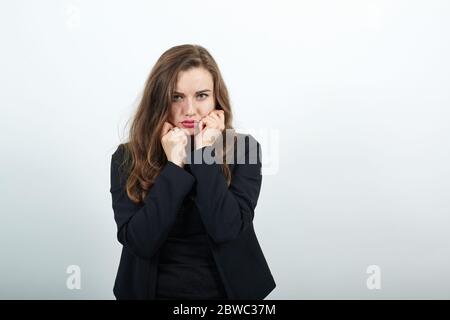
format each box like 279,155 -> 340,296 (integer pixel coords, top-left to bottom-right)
109,133 -> 276,299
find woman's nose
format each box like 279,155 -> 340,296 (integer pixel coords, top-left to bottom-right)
185,98 -> 196,114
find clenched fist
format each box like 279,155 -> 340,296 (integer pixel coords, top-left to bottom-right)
195,109 -> 225,150
161,122 -> 189,168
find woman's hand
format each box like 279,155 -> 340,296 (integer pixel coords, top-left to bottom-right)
195,109 -> 225,150
161,121 -> 189,167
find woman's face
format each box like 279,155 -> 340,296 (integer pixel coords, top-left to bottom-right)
167,67 -> 215,136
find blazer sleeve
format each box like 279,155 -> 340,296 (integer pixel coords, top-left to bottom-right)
110,144 -> 195,259
187,135 -> 263,244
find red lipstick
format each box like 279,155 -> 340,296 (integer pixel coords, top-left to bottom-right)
180,120 -> 198,128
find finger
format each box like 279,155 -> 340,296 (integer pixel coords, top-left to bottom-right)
217,110 -> 225,122
178,127 -> 191,137
216,110 -> 225,129
211,110 -> 221,118
203,114 -> 215,125
172,127 -> 190,142
174,133 -> 188,146
162,122 -> 173,134
171,128 -> 185,139
206,115 -> 219,128
209,113 -> 220,123
201,117 -> 212,129
161,121 -> 174,138
197,119 -> 206,131
211,110 -> 225,125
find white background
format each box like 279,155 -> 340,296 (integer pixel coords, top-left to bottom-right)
0,0 -> 449,299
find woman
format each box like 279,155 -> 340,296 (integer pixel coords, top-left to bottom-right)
110,44 -> 276,299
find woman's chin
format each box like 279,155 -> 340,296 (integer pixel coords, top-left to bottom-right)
177,125 -> 199,136
184,127 -> 195,135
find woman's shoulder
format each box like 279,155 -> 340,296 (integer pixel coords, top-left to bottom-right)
112,142 -> 130,163
110,143 -> 132,185
111,143 -> 133,181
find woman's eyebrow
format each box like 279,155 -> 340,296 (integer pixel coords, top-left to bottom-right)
173,89 -> 212,95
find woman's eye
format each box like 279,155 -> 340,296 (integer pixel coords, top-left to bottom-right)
172,94 -> 208,102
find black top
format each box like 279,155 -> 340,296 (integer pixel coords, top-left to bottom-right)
155,165 -> 228,300
110,134 -> 276,299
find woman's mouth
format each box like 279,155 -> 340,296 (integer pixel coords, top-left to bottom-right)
180,120 -> 198,128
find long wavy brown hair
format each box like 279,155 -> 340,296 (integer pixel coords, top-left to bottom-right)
118,44 -> 237,205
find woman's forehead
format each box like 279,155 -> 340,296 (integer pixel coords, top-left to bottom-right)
175,68 -> 213,93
